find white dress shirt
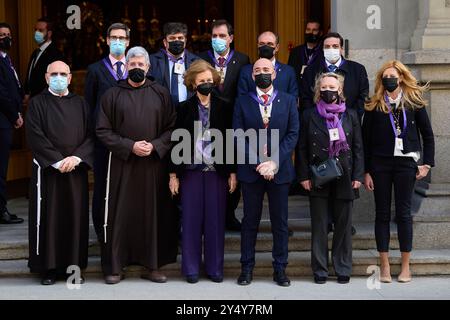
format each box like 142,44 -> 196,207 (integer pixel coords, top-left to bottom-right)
109,54 -> 126,75
214,49 -> 230,78
168,52 -> 188,103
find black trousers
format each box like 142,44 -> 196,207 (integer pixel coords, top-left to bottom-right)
310,196 -> 353,278
370,156 -> 417,253
0,128 -> 12,212
226,183 -> 241,223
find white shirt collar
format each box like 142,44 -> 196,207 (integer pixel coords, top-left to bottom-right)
325,56 -> 342,68
214,49 -> 230,61
388,90 -> 403,107
39,41 -> 52,52
0,51 -> 6,58
109,54 -> 126,66
48,87 -> 69,97
256,86 -> 274,99
271,59 -> 277,67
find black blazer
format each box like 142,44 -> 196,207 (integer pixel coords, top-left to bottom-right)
288,43 -> 323,95
296,107 -> 365,200
24,42 -> 64,97
0,55 -> 23,129
170,94 -> 235,178
84,58 -> 123,119
199,50 -> 250,106
362,105 -> 435,172
300,58 -> 369,116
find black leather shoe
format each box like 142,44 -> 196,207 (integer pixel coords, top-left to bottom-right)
314,276 -> 328,284
186,275 -> 199,284
288,228 -> 294,237
337,276 -> 350,284
0,209 -> 24,224
351,226 -> 357,236
273,270 -> 291,287
208,275 -> 223,283
226,217 -> 242,232
41,271 -> 57,285
237,272 -> 252,285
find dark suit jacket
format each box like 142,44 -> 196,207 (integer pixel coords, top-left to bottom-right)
0,55 -> 23,129
84,57 -> 123,120
300,57 -> 369,116
149,49 -> 199,107
237,61 -> 299,99
362,105 -> 435,172
170,94 -> 235,178
288,43 -> 323,96
199,50 -> 250,105
24,42 -> 64,97
296,107 -> 364,200
233,90 -> 299,185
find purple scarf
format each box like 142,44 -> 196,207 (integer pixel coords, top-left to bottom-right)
316,100 -> 350,157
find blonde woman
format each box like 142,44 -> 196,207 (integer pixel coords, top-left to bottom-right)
297,72 -> 364,284
363,60 -> 435,283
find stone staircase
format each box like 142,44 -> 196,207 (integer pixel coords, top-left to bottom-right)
1,196 -> 450,278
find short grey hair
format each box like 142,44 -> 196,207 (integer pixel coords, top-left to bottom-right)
126,46 -> 150,66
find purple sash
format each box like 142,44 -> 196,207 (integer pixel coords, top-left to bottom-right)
102,58 -> 128,81
207,50 -> 235,69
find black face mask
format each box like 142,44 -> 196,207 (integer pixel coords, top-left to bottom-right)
382,77 -> 399,93
258,45 -> 275,59
255,73 -> 273,90
168,40 -> 185,56
305,33 -> 320,44
197,83 -> 214,96
128,68 -> 146,83
0,37 -> 12,50
320,90 -> 339,104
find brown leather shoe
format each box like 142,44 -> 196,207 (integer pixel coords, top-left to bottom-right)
141,270 -> 167,283
104,274 -> 124,285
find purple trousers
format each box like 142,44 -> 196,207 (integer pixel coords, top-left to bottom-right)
180,170 -> 227,277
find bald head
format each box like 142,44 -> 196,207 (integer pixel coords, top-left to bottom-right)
258,31 -> 279,45
253,58 -> 275,75
47,61 -> 70,74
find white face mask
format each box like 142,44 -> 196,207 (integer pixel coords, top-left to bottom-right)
324,49 -> 341,64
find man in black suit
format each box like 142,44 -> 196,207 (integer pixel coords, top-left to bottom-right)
149,22 -> 199,110
24,18 -> 64,102
84,23 -> 130,240
0,22 -> 24,224
288,20 -> 323,99
199,19 -> 250,231
300,32 -> 369,117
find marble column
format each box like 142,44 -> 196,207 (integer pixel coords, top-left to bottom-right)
403,0 -> 450,249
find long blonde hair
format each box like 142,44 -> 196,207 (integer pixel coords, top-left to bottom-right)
365,60 -> 429,113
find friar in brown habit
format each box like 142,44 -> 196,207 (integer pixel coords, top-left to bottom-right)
96,47 -> 178,285
26,61 -> 94,286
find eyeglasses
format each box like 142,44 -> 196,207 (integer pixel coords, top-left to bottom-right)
109,36 -> 128,42
48,72 -> 70,77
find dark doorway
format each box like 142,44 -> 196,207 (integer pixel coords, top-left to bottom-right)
42,0 -> 234,71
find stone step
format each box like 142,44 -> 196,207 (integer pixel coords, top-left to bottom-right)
1,250 -> 449,278
0,221 -> 399,260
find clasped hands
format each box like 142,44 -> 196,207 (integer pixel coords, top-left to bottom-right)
133,141 -> 154,157
256,161 -> 277,181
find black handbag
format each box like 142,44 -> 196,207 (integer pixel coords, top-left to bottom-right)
310,157 -> 343,188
